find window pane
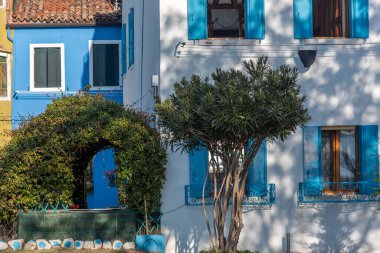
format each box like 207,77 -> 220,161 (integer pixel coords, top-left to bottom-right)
339,129 -> 356,182
208,0 -> 245,38
313,0 -> 350,37
47,48 -> 61,88
0,56 -> 7,97
34,48 -> 61,88
322,131 -> 333,186
93,44 -> 119,87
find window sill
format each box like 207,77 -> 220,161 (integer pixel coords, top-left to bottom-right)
89,86 -> 122,91
301,38 -> 366,45
197,39 -> 261,47
29,88 -> 65,93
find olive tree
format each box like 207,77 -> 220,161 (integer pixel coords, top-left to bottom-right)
155,56 -> 310,251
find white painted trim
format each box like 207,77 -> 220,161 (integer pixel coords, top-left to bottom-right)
29,43 -> 66,92
88,40 -> 122,90
302,38 -> 366,45
0,0 -> 6,9
0,52 -> 10,100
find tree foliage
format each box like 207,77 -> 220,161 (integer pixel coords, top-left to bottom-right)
155,56 -> 310,251
0,94 -> 166,238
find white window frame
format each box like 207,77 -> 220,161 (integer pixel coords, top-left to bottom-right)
88,40 -> 122,90
0,52 -> 10,100
30,43 -> 65,92
0,0 -> 6,9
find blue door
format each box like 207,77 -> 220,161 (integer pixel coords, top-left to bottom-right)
87,148 -> 119,208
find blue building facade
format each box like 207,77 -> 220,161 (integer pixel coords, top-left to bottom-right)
10,0 -> 123,208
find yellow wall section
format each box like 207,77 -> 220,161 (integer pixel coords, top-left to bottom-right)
0,1 -> 12,146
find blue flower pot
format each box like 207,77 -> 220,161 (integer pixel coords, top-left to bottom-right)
136,234 -> 165,253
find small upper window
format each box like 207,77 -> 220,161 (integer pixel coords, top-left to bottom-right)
90,42 -> 120,88
0,55 -> 8,99
313,0 -> 350,38
207,0 -> 245,38
30,44 -> 65,92
0,0 -> 5,8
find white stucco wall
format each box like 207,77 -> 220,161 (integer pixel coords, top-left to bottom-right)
124,0 -> 380,252
123,0 -> 159,113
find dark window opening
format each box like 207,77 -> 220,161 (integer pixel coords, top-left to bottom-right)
313,0 -> 350,38
34,48 -> 61,88
207,0 -> 245,38
93,44 -> 120,87
0,56 -> 7,97
321,127 -> 358,193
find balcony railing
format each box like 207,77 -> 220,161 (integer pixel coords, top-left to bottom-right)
185,183 -> 275,206
298,181 -> 380,204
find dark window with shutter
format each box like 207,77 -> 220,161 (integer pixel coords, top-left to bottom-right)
0,56 -> 7,97
313,0 -> 350,38
34,47 -> 61,88
93,44 -> 120,87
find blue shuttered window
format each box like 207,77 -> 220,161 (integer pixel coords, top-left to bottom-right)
294,0 -> 369,39
189,148 -> 209,198
128,8 -> 135,67
187,0 -> 207,40
293,0 -> 313,39
121,24 -> 127,74
246,140 -> 267,197
187,0 -> 265,40
358,125 -> 379,194
350,0 -> 369,38
303,126 -> 323,196
245,0 -> 265,39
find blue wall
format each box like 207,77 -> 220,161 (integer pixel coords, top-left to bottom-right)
12,26 -> 122,116
12,26 -> 122,208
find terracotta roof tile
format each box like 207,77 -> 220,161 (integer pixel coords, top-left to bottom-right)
12,0 -> 121,26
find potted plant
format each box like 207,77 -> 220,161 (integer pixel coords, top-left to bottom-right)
135,196 -> 165,253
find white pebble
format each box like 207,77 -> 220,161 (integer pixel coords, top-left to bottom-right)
123,241 -> 135,250
24,240 -> 37,251
113,240 -> 123,250
8,239 -> 24,251
102,240 -> 112,250
49,239 -> 62,248
74,240 -> 84,250
62,238 -> 74,249
0,240 -> 8,250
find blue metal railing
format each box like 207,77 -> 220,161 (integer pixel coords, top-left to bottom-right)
298,181 -> 380,204
185,183 -> 276,206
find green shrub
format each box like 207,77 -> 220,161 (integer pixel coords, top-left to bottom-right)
0,93 -> 166,238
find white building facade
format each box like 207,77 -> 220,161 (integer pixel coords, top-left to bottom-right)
122,0 -> 380,252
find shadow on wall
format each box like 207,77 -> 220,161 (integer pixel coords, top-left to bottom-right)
303,204 -> 380,253
160,1 -> 380,253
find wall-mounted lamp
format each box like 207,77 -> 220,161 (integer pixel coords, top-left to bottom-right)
298,49 -> 317,68
152,74 -> 159,102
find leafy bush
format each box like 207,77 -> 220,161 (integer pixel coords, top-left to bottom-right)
0,94 -> 166,238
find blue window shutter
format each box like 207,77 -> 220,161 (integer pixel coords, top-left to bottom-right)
245,0 -> 265,39
246,140 -> 267,197
128,9 -> 135,67
350,0 -> 369,39
303,126 -> 322,196
293,0 -> 313,39
358,125 -> 379,194
189,148 -> 209,198
121,24 -> 126,74
187,0 -> 207,40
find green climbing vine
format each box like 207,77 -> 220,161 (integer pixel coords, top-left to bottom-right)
0,93 -> 166,238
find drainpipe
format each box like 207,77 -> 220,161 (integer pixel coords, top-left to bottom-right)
140,0 -> 145,109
